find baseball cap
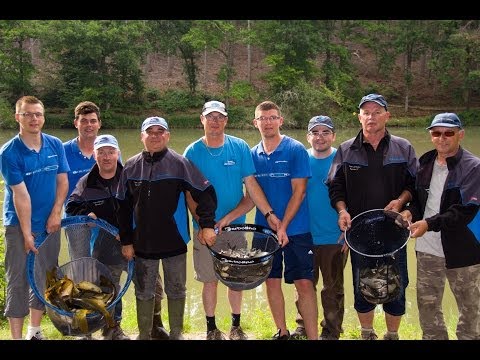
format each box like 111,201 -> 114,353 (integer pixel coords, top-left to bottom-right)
141,117 -> 169,132
93,134 -> 119,150
307,115 -> 334,132
426,112 -> 463,130
358,93 -> 388,110
202,100 -> 227,116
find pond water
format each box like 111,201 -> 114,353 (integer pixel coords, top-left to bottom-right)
2,125 -> 479,339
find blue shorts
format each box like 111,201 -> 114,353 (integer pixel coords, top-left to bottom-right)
350,247 -> 409,316
269,232 -> 314,284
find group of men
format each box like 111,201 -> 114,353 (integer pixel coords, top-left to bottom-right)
1,93 -> 479,341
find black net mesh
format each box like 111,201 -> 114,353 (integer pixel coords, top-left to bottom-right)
346,209 -> 409,304
208,224 -> 280,291
27,216 -> 133,336
346,209 -> 410,257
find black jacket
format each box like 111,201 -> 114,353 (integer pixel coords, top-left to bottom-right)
328,130 -> 417,218
407,147 -> 480,269
116,148 -> 216,260
65,162 -> 122,227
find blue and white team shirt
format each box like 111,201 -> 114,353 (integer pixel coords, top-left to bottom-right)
251,135 -> 311,236
0,133 -> 70,233
63,137 -> 95,199
307,147 -> 342,245
184,134 -> 256,230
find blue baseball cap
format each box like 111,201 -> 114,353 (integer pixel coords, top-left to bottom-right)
358,93 -> 388,110
308,115 -> 334,131
94,134 -> 119,150
141,116 -> 169,132
427,112 -> 463,130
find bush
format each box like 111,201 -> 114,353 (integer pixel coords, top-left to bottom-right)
0,97 -> 15,129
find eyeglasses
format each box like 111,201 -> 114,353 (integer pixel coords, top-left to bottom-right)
430,130 -> 456,138
255,115 -> 281,122
18,112 -> 44,119
205,114 -> 226,122
308,130 -> 333,138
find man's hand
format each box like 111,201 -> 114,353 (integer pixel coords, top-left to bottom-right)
46,212 -> 61,234
266,213 -> 281,232
200,228 -> 217,247
409,220 -> 428,238
24,233 -> 38,255
122,244 -> 135,261
338,210 -> 351,232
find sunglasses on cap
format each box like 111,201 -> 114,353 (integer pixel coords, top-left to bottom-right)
430,130 -> 456,138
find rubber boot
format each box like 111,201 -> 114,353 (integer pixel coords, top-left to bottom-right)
136,298 -> 155,340
151,299 -> 169,340
168,297 -> 186,340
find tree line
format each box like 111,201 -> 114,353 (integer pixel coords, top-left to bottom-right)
1,20 -> 479,127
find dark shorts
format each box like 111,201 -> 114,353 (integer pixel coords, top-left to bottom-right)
269,232 -> 314,284
350,246 -> 409,316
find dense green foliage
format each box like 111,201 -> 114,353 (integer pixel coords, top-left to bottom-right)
1,20 -> 480,128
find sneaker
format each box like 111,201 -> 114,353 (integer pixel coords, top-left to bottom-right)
206,328 -> 226,340
229,326 -> 248,340
319,328 -> 339,340
272,329 -> 290,340
383,331 -> 399,340
26,330 -> 45,340
290,326 -> 307,340
361,329 -> 378,340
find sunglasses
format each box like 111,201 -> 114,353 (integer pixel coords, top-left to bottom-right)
430,130 -> 456,138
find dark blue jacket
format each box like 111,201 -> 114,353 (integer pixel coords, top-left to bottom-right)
408,147 -> 480,269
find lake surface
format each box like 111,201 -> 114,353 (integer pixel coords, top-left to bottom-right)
2,126 -> 479,339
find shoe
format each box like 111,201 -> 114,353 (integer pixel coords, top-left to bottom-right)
26,330 -> 46,340
290,326 -> 306,340
169,329 -> 185,340
383,331 -> 399,340
77,334 -> 93,340
361,329 -> 378,340
319,328 -> 339,340
272,329 -> 290,340
228,326 -> 248,340
102,325 -> 130,340
151,325 -> 170,340
206,328 -> 226,340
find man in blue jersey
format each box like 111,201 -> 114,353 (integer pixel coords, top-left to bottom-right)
0,96 -> 69,340
291,115 -> 348,340
249,100 -> 318,340
63,102 -> 170,340
184,100 -> 284,340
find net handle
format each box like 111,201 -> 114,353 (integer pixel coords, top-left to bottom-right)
26,215 -> 133,318
344,209 -> 411,258
206,223 -> 281,264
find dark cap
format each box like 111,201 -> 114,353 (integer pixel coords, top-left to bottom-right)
358,93 -> 388,110
426,112 -> 463,130
141,117 -> 169,132
307,115 -> 334,132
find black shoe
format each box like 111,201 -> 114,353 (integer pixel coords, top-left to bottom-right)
272,329 -> 290,340
151,325 -> 170,340
290,326 -> 306,340
319,328 -> 339,340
